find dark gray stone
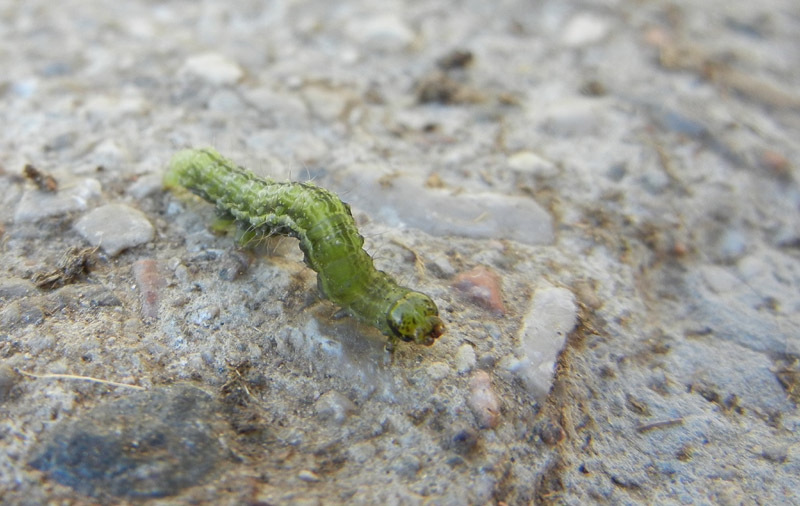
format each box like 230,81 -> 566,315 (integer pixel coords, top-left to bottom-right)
29,384 -> 228,498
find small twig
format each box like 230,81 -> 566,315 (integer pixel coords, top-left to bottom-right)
472,211 -> 489,223
15,369 -> 146,390
232,367 -> 254,399
222,362 -> 271,413
636,417 -> 684,432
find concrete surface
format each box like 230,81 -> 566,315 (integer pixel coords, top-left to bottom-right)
1,1 -> 799,504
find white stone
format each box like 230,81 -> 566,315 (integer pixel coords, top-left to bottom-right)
561,13 -> 610,47
89,139 -> 127,171
348,15 -> 415,52
426,361 -> 451,381
513,284 -> 577,399
455,344 -> 477,373
429,253 -> 457,277
314,390 -> 357,424
507,151 -> 559,178
302,86 -> 351,122
538,98 -> 609,137
297,469 -> 321,482
126,173 -> 164,199
180,52 -> 243,85
74,204 -> 155,256
192,305 -> 220,326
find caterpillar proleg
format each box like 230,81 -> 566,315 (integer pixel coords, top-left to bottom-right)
164,148 -> 445,352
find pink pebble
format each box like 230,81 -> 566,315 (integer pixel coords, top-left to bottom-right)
132,259 -> 162,320
467,370 -> 501,429
453,265 -> 505,315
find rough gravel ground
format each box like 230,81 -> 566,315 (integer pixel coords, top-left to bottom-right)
1,1 -> 799,505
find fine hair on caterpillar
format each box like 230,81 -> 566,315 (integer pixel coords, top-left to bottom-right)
164,147 -> 445,352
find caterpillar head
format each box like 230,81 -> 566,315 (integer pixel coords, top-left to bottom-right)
387,291 -> 445,346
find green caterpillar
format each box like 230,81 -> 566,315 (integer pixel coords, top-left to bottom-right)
164,148 -> 445,352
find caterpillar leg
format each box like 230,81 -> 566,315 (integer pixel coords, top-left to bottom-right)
210,210 -> 237,238
210,217 -> 236,233
234,226 -> 258,247
385,336 -> 399,354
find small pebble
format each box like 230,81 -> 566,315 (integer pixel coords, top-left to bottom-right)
455,344 -> 477,374
514,284 -> 577,399
540,422 -> 565,445
192,305 -> 220,326
297,469 -> 321,483
538,98 -> 608,137
467,370 -> 501,429
561,13 -> 610,47
507,151 -> 559,178
180,52 -> 243,85
428,253 -> 456,278
132,259 -> 162,319
453,265 -> 506,315
392,456 -> 421,479
348,15 -> 414,52
126,174 -> 164,200
89,139 -> 126,172
314,390 -> 357,424
760,445 -> 788,464
426,361 -> 451,381
573,279 -> 602,310
301,86 -> 351,122
74,204 -> 154,256
83,286 -> 122,307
